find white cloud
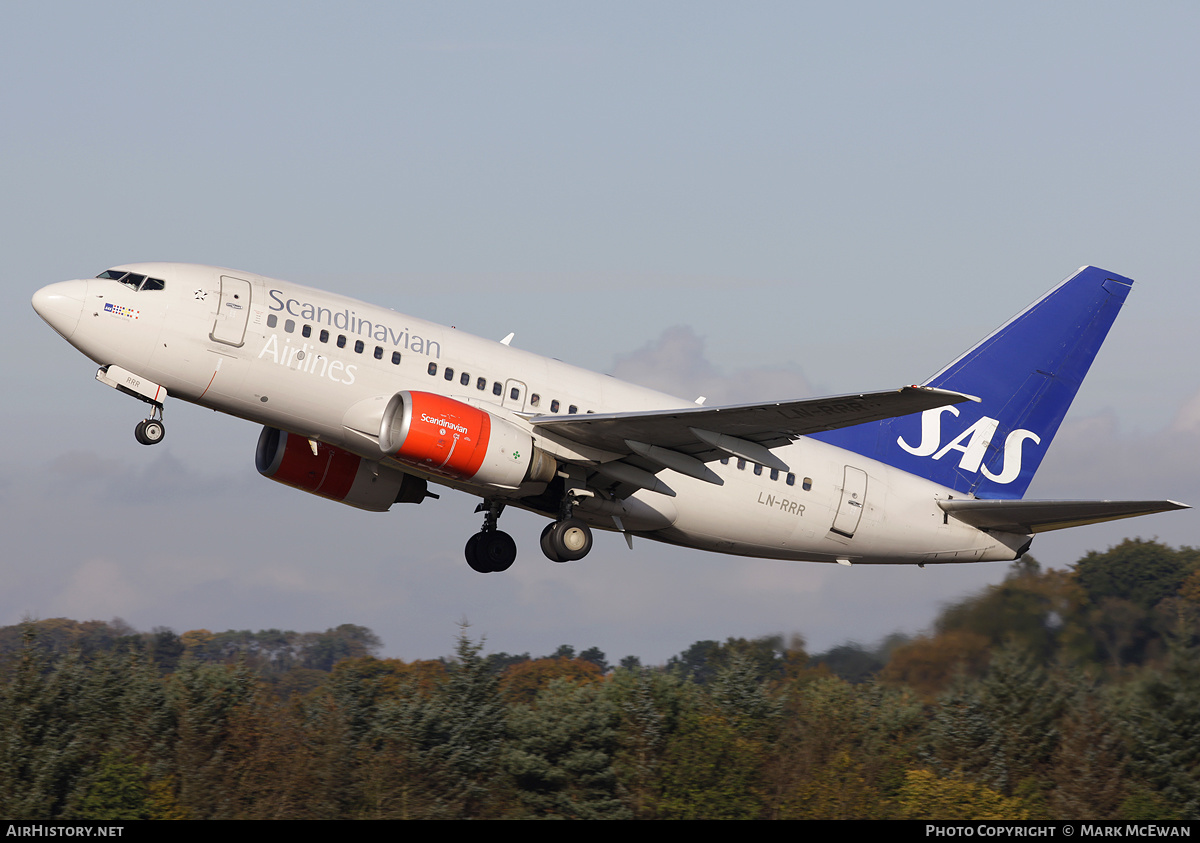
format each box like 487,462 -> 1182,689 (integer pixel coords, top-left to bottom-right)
610,325 -> 813,405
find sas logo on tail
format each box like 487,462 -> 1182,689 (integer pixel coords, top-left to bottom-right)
896,407 -> 1040,485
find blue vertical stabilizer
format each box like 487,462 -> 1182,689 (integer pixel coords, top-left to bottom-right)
812,266 -> 1133,499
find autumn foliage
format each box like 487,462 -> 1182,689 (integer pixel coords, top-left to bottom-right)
2,539 -> 1199,819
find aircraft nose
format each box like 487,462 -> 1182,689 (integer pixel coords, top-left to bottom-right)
32,279 -> 87,339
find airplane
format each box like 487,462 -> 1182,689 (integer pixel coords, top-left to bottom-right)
31,263 -> 1186,573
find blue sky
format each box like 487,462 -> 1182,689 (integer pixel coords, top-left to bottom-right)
4,2 -> 1199,663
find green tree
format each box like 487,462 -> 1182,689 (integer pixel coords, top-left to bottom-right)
605,666 -> 688,819
1075,539 -> 1195,614
1049,678 -> 1130,820
925,646 -> 1062,800
506,679 -> 629,819
656,708 -> 763,819
1120,646 -> 1200,818
72,752 -> 150,820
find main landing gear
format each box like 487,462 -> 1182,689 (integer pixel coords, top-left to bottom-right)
462,495 -> 597,573
540,518 -> 593,563
465,501 -> 517,574
539,480 -> 594,563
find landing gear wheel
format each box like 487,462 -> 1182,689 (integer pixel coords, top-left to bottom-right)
465,530 -> 517,573
483,531 -> 517,572
141,419 -> 165,445
134,419 -> 165,446
465,534 -> 489,573
544,517 -> 593,562
540,522 -> 565,563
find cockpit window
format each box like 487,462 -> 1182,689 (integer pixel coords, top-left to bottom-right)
94,270 -> 165,291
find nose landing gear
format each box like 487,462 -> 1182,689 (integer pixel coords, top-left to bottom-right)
95,366 -> 168,446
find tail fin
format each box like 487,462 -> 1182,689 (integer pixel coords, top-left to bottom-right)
812,266 -> 1133,499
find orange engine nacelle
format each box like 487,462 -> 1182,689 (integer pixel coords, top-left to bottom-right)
379,391 -> 556,489
255,426 -> 426,511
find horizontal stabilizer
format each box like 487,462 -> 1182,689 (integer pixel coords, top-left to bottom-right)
939,499 -> 1189,534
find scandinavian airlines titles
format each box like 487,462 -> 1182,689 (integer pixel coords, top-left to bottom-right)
267,288 -> 442,358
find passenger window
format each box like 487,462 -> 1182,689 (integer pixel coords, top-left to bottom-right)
477,377 -> 487,390
569,405 -> 578,414
754,464 -> 763,476
354,340 -> 364,354
374,346 -> 383,360
803,477 -> 812,491
510,387 -> 519,400
428,362 -> 438,376
302,325 -> 311,338
284,319 -> 295,333
770,469 -> 779,481
337,335 -> 346,348
391,352 -> 401,365
445,367 -> 455,381
267,314 -> 277,328
530,393 -> 540,407
551,400 -> 560,413
737,459 -> 746,470
493,382 -> 502,396
461,372 -> 470,386
319,329 -> 329,343
786,474 -> 795,486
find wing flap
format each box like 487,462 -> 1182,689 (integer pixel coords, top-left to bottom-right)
939,499 -> 1190,534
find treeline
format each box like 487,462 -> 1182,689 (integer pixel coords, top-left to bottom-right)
1,538 -> 1198,819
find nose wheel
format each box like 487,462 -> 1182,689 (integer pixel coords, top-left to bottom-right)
134,416 -> 165,446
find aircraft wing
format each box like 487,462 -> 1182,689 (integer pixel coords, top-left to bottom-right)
529,385 -> 976,472
939,499 -> 1190,534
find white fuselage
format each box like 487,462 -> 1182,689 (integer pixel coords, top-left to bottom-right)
37,263 -> 1028,565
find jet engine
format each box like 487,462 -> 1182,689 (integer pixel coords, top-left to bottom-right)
256,426 -> 428,511
379,391 -> 556,489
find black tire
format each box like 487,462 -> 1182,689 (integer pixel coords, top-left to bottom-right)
481,531 -> 517,572
551,518 -> 593,562
540,522 -> 565,563
465,533 -> 491,573
134,420 -> 149,445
